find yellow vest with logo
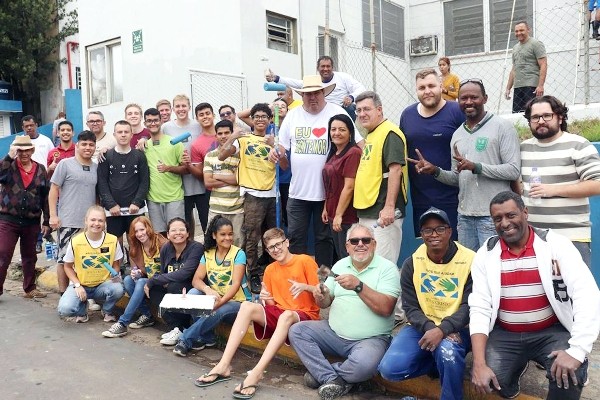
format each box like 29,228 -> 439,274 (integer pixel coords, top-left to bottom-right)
72,232 -> 118,287
354,120 -> 408,209
204,246 -> 250,302
143,247 -> 162,278
237,135 -> 275,191
412,242 -> 474,325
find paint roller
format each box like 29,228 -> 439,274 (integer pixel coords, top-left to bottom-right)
102,262 -> 119,277
169,132 -> 191,145
263,82 -> 287,92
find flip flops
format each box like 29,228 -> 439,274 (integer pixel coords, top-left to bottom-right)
194,373 -> 231,388
232,379 -> 258,399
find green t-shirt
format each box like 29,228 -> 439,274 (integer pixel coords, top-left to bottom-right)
145,135 -> 184,202
512,37 -> 546,88
326,255 -> 400,340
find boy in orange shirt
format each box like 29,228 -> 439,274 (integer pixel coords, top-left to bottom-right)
195,227 -> 319,399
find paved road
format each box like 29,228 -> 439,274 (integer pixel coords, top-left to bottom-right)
0,290 -> 317,400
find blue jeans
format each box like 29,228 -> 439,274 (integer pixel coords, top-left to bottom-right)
289,320 -> 391,384
118,276 -> 151,325
342,103 -> 356,121
378,325 -> 471,400
57,280 -> 124,317
287,198 -> 334,267
457,213 -> 496,252
180,288 -> 241,346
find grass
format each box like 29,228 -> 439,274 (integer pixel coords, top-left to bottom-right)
515,118 -> 600,142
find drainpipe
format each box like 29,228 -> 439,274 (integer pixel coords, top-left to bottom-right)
66,41 -> 79,89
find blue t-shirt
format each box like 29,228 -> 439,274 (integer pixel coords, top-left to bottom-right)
400,101 -> 464,207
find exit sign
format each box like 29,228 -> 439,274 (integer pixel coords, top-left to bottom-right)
132,30 -> 143,53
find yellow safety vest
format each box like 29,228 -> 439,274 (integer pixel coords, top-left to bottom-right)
354,119 -> 408,209
142,248 -> 161,278
71,232 -> 118,287
237,135 -> 276,191
204,246 -> 250,302
412,243 -> 474,325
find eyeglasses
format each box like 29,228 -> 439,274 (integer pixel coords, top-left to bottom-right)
266,239 -> 287,252
252,115 -> 270,121
529,113 -> 554,123
87,120 -> 104,124
219,111 -> 232,118
459,78 -> 484,87
356,107 -> 375,114
145,119 -> 161,125
347,237 -> 373,245
420,226 -> 449,236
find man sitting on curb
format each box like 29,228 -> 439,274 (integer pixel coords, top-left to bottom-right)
289,223 -> 400,400
469,191 -> 600,399
378,208 -> 474,400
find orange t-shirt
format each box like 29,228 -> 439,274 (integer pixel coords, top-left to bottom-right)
263,254 -> 320,320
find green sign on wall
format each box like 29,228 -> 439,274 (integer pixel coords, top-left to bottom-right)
132,29 -> 143,53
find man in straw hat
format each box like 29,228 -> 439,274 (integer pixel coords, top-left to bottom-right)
0,135 -> 51,298
271,75 -> 364,270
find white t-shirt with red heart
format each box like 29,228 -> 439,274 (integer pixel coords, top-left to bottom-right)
279,102 -> 359,201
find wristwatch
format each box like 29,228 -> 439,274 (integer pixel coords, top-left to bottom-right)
73,283 -> 81,289
353,281 -> 363,294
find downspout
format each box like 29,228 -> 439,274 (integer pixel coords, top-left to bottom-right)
66,41 -> 79,89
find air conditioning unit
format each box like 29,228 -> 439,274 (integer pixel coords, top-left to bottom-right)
410,35 -> 438,57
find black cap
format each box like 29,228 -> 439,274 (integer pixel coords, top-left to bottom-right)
419,207 -> 451,228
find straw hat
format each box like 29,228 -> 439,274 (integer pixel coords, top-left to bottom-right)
12,135 -> 35,150
293,75 -> 336,97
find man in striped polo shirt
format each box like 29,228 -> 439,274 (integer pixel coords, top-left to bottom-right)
520,95 -> 600,267
469,191 -> 600,399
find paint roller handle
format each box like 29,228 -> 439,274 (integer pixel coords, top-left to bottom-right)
169,132 -> 191,145
102,262 -> 119,277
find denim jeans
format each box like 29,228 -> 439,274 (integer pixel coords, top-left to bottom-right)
378,325 -> 471,400
486,324 -> 587,399
287,198 -> 334,267
118,276 -> 151,325
57,280 -> 124,317
289,320 -> 391,384
457,213 -> 496,252
179,288 -> 241,346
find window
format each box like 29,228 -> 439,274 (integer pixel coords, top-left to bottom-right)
86,39 -> 123,106
317,33 -> 339,68
362,0 -> 405,59
444,0 -> 534,56
266,12 -> 297,54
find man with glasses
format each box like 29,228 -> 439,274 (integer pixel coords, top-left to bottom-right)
520,96 -> 600,267
219,103 -> 277,293
218,104 -> 248,131
409,79 -> 521,252
86,111 -> 117,163
288,223 -> 399,400
143,108 -> 187,236
378,208 -> 474,400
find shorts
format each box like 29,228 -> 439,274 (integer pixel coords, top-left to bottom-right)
252,304 -> 311,345
57,227 -> 81,263
106,215 -> 137,238
147,199 -> 184,233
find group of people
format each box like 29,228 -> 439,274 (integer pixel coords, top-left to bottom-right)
0,19 -> 599,400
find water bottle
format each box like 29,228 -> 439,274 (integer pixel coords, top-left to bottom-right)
373,208 -> 403,228
52,242 -> 58,260
529,167 -> 542,205
131,266 -> 141,281
45,242 -> 53,261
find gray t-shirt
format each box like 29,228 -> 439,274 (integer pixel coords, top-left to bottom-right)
512,37 -> 546,88
50,157 -> 98,228
162,119 -> 204,196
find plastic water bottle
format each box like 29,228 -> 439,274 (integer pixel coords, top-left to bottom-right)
529,167 -> 542,205
45,242 -> 53,261
373,208 -> 403,228
51,242 -> 58,260
131,266 -> 141,281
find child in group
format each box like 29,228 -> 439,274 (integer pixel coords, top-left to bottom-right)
172,215 -> 250,356
194,228 -> 320,399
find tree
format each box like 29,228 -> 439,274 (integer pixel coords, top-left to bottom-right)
0,0 -> 78,119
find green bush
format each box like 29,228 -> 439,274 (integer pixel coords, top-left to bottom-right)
516,118 -> 600,142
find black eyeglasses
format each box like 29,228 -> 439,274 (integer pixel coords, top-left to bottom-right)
459,78 -> 484,87
219,111 -> 232,118
252,115 -> 270,121
266,239 -> 287,252
420,226 -> 450,236
145,119 -> 161,125
529,113 -> 554,123
347,237 -> 373,245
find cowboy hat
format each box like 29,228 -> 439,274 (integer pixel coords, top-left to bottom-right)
293,75 -> 336,97
12,135 -> 35,150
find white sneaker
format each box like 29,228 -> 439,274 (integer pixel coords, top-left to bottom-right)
88,299 -> 101,311
160,327 -> 182,346
161,327 -> 177,339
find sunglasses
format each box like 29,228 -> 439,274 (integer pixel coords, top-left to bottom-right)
347,237 -> 373,245
459,78 -> 484,87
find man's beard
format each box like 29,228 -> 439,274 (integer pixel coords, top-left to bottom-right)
532,125 -> 560,140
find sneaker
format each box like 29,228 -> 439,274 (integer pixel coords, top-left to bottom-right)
102,322 -> 128,338
23,289 -> 47,299
129,314 -> 155,329
160,327 -> 182,345
191,339 -> 217,351
35,242 -> 43,254
173,341 -> 190,357
75,314 -> 89,323
304,372 -> 320,389
88,299 -> 101,311
102,312 -> 118,323
250,274 -> 262,294
318,377 -> 352,400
